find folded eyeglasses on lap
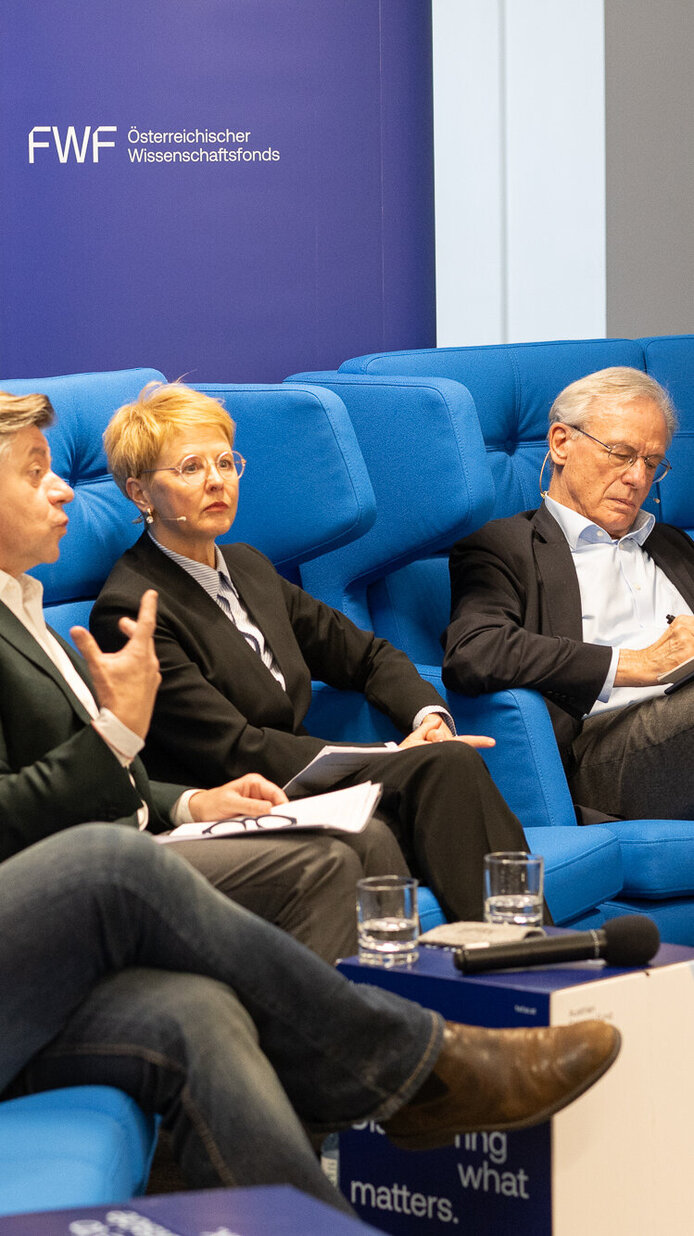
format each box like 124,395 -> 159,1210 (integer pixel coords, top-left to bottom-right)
202,815 -> 297,835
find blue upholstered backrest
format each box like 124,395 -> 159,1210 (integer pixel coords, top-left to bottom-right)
1,369 -> 165,638
640,336 -> 694,536
286,374 -> 494,630
0,371 -> 376,641
340,336 -> 694,536
195,383 -> 375,580
340,339 -> 653,518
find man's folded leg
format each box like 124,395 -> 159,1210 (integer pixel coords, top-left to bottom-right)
0,826 -> 621,1164
7,968 -> 357,1216
168,815 -> 409,964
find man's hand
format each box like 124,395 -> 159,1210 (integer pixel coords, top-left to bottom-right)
616,615 -> 694,686
399,714 -> 496,749
189,774 -> 289,822
70,589 -> 162,739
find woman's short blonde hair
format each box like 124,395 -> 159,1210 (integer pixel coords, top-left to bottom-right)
105,382 -> 235,494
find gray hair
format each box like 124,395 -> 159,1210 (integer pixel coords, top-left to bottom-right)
548,367 -> 678,447
0,391 -> 55,459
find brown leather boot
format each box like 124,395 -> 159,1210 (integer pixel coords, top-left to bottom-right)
384,1019 -> 621,1150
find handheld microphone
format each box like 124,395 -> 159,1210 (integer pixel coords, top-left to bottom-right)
454,914 -> 660,974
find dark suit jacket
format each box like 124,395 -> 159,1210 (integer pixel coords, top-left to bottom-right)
443,506 -> 694,767
0,602 -> 181,863
90,534 -> 448,789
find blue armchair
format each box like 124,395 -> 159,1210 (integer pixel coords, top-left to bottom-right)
289,334 -> 694,942
285,370 -> 624,930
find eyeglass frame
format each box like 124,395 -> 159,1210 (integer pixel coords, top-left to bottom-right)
138,449 -> 246,485
201,814 -> 297,836
568,425 -> 672,483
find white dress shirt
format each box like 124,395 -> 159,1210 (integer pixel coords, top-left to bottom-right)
0,569 -> 198,827
545,496 -> 693,715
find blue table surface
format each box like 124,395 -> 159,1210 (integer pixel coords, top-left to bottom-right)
340,934 -> 694,997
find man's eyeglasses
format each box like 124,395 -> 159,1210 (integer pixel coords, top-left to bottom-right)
571,426 -> 671,483
201,814 -> 297,836
139,450 -> 246,486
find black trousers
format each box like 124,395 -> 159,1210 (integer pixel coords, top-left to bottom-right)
342,742 -> 528,921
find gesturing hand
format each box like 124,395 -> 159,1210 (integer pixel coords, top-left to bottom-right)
70,589 -> 162,739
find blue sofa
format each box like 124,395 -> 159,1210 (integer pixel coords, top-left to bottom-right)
0,367 -> 379,1215
288,334 -> 694,944
0,1087 -> 156,1217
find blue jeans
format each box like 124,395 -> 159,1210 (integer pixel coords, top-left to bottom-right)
0,825 -> 442,1212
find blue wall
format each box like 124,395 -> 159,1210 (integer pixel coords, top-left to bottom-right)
0,0 -> 435,381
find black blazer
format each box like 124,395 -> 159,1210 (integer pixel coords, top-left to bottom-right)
0,602 -> 179,862
91,534 -> 448,789
444,506 -> 694,766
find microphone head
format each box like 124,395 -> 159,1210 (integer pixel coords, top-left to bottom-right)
602,914 -> 660,966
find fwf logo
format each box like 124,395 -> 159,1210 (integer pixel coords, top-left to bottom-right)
28,126 -> 117,164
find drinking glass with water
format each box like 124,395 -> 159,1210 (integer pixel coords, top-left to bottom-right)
483,852 -> 544,929
356,875 -> 419,966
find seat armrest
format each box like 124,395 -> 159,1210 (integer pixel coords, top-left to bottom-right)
413,667 -> 579,831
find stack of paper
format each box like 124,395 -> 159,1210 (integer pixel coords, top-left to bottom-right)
162,781 -> 382,841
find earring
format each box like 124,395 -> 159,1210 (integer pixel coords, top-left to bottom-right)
131,507 -> 154,526
538,450 -> 551,498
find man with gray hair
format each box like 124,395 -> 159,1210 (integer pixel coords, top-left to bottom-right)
444,366 -> 694,821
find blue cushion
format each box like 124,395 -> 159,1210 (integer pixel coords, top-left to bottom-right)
0,1087 -> 157,1216
44,600 -> 94,645
596,898 -> 694,947
525,825 -> 623,925
416,825 -> 624,931
605,818 -> 694,898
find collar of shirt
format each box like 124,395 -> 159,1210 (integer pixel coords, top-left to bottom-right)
544,495 -> 655,550
149,532 -> 286,689
0,567 -> 48,636
149,532 -> 237,604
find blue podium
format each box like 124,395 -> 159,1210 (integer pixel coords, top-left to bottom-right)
0,1185 -> 383,1234
337,942 -> 694,1235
